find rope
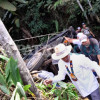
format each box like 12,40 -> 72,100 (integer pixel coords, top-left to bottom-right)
14,32 -> 58,42
36,34 -> 50,54
18,44 -> 41,51
21,48 -> 36,53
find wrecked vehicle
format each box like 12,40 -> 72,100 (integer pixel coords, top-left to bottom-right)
24,27 -> 76,73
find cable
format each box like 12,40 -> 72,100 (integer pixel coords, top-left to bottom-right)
14,32 -> 58,42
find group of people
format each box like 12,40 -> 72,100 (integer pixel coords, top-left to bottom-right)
76,23 -> 95,38
43,23 -> 100,100
65,23 -> 100,65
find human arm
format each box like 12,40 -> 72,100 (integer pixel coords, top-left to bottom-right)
97,55 -> 100,66
44,61 -> 67,85
88,27 -> 95,37
64,37 -> 78,43
90,30 -> 95,37
80,54 -> 100,77
92,38 -> 100,64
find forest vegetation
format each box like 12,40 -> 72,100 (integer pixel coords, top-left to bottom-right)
0,0 -> 100,100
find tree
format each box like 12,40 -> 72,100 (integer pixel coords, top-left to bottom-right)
87,0 -> 100,23
76,0 -> 89,24
0,19 -> 41,99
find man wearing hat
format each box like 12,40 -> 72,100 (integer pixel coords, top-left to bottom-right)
65,33 -> 100,65
64,32 -> 83,48
79,34 -> 100,65
44,43 -> 100,100
64,33 -> 84,53
81,23 -> 95,38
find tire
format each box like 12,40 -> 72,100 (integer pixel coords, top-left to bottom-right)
26,52 -> 44,71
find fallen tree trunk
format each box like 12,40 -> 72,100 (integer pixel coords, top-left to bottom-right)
0,18 -> 41,99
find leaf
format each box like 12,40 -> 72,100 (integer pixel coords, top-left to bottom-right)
58,81 -> 67,88
0,85 -> 10,95
15,92 -> 20,100
5,58 -> 14,87
0,72 -> 6,86
15,0 -> 28,3
0,1 -> 16,11
16,82 -> 26,97
15,19 -> 20,28
5,59 -> 10,80
23,84 -> 31,91
10,87 -> 18,100
54,96 -> 59,100
0,55 -> 9,61
24,84 -> 36,98
9,57 -> 22,85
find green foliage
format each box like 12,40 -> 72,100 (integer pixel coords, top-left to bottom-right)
2,0 -> 100,45
15,0 -> 28,4
93,0 -> 100,13
53,0 -> 62,9
11,82 -> 27,100
0,55 -> 35,99
0,0 -> 27,11
53,20 -> 59,32
0,0 -> 16,11
15,19 -> 20,28
0,54 -> 9,61
7,57 -> 23,86
0,85 -> 10,95
23,0 -> 48,35
36,81 -> 79,100
24,84 -> 36,97
0,56 -> 22,95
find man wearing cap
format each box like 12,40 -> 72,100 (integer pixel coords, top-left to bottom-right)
64,32 -> 83,48
79,34 -> 100,65
44,43 -> 100,100
64,33 -> 84,53
81,23 -> 95,38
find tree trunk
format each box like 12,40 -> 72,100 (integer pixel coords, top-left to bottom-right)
0,19 -> 41,100
87,0 -> 100,23
76,0 -> 89,24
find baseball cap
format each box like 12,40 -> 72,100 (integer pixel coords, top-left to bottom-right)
79,34 -> 88,43
77,32 -> 84,38
82,23 -> 85,25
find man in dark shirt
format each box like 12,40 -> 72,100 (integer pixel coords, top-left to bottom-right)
79,35 -> 100,65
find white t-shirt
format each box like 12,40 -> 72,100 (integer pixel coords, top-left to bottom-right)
72,39 -> 81,48
51,53 -> 100,97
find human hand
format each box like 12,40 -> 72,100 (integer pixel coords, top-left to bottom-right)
43,79 -> 52,86
92,34 -> 95,37
64,37 -> 70,43
64,37 -> 70,41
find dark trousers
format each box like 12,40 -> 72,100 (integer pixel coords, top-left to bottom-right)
87,88 -> 100,100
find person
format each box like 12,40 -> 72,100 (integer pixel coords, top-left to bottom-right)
81,23 -> 95,38
64,32 -> 83,48
64,33 -> 84,53
44,43 -> 100,100
79,34 -> 100,65
65,34 -> 100,64
76,27 -> 81,34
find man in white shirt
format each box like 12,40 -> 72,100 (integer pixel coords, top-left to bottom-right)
44,43 -> 100,100
64,32 -> 83,48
